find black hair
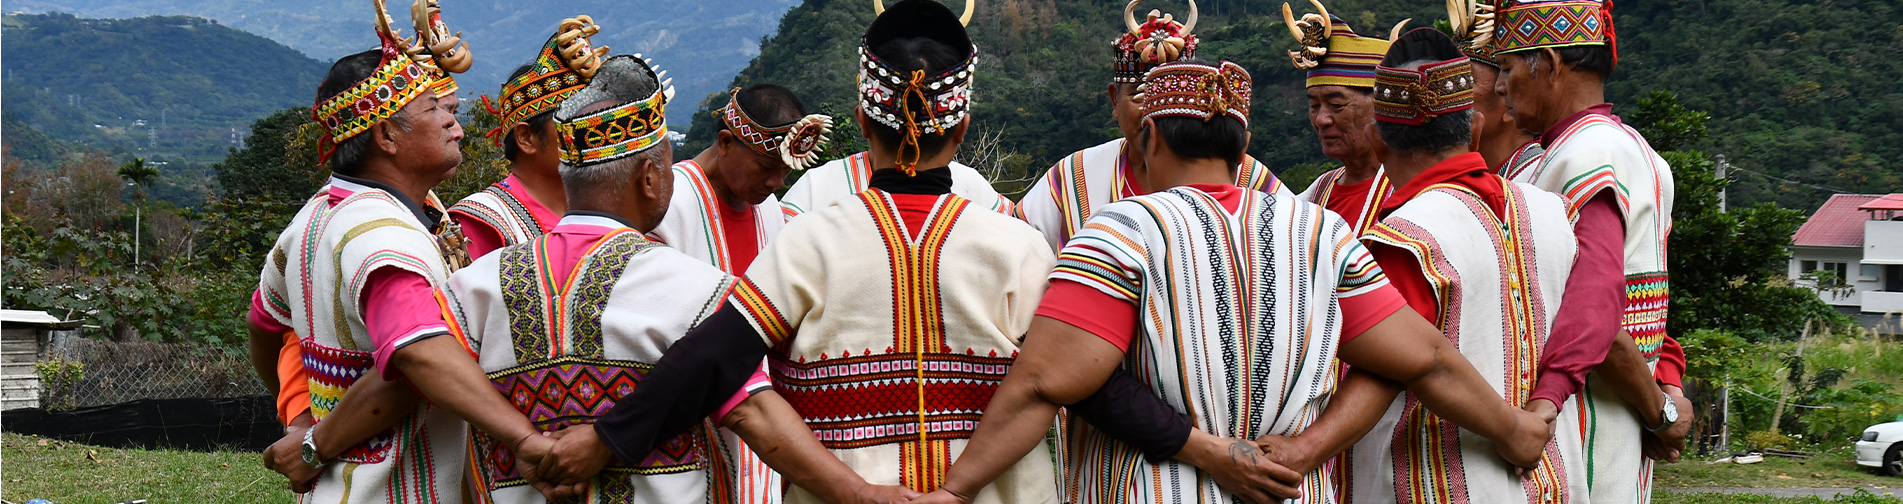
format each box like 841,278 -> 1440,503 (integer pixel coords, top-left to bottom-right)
502,62 -> 557,162
1375,28 -> 1475,154
864,36 -> 965,156
315,49 -> 386,174
735,83 -> 809,127
1142,115 -> 1248,167
1550,45 -> 1614,79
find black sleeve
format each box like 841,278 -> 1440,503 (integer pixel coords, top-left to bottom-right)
1064,367 -> 1193,463
593,303 -> 769,465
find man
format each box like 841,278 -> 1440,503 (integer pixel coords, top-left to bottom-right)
1309,28 -> 1586,503
523,3 -> 1304,503
453,17 -> 610,260
647,83 -> 834,503
245,7 -> 557,502
444,54 -> 737,503
913,59 -> 1555,504
1282,0 -> 1403,233
1015,0 -> 1287,252
1443,0 -> 1543,174
1493,1 -> 1690,501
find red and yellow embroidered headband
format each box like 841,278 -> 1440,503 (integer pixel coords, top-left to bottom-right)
1493,0 -> 1615,65
1137,61 -> 1253,127
717,89 -> 834,171
310,0 -> 438,163
1373,56 -> 1476,125
482,16 -> 609,145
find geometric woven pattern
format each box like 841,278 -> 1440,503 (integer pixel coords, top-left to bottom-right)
1139,61 -> 1253,127
480,356 -> 700,487
1495,1 -> 1607,55
1625,271 -> 1669,359
302,340 -> 395,463
556,79 -> 667,167
771,352 -> 1011,450
1373,56 -> 1476,126
481,18 -> 601,145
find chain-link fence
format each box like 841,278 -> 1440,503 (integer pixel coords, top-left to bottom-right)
37,333 -> 267,410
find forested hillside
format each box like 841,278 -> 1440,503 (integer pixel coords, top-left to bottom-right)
693,0 -> 1903,209
1,14 -> 327,164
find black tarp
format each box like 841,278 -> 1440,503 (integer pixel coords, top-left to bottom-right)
2,396 -> 280,451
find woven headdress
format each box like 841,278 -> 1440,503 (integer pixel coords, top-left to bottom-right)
1112,0 -> 1199,84
1492,0 -> 1616,65
406,0 -> 472,98
309,0 -> 439,164
1282,0 -> 1410,89
1444,0 -> 1501,66
859,0 -> 976,176
717,89 -> 835,171
1373,56 -> 1475,125
1137,61 -> 1252,127
555,55 -> 674,167
481,17 -> 610,145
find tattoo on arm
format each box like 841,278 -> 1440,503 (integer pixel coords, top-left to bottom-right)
1228,438 -> 1260,468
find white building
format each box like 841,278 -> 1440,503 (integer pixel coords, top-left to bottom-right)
1789,194 -> 1903,328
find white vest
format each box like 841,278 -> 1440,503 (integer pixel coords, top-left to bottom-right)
1017,138 -> 1289,251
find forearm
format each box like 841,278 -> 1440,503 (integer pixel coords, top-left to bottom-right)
249,322 -> 281,397
310,371 -> 423,460
1284,368 -> 1401,472
1404,339 -> 1523,444
724,391 -> 868,501
1065,367 -> 1191,462
1531,195 -> 1626,404
1594,333 -> 1666,427
391,336 -> 538,450
594,306 -> 770,465
940,377 -> 1065,499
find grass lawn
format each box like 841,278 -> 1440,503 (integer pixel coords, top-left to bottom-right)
1655,490 -> 1902,503
1656,448 -> 1902,490
1,433 -> 291,504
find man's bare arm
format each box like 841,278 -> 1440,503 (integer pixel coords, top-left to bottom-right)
1337,310 -> 1552,467
726,391 -> 920,503
390,336 -> 549,456
249,322 -> 282,397
307,372 -> 424,460
1596,334 -> 1667,428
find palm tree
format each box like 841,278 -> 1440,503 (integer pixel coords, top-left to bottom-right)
116,157 -> 159,267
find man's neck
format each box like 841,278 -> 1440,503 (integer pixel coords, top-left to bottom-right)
1120,135 -> 1147,182
568,200 -> 647,233
1336,151 -> 1383,185
691,147 -> 749,213
1538,78 -> 1608,134
353,161 -> 435,208
1148,156 -> 1234,190
1479,130 -> 1540,170
511,161 -> 568,216
866,147 -> 957,174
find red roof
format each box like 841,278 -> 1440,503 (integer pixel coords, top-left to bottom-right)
1793,194 -> 1883,248
1860,194 -> 1903,211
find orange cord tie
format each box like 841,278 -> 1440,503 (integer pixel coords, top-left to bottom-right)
894,69 -> 941,177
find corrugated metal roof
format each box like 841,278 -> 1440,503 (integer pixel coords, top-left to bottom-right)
1859,194 -> 1903,211
1793,194 -> 1883,248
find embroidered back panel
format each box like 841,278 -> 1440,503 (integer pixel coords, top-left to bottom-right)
449,182 -> 550,248
1362,182 -> 1578,504
476,231 -> 701,491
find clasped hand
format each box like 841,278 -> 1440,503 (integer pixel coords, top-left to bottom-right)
513,423 -> 617,500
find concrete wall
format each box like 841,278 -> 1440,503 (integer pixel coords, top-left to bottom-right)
1790,246 -> 1877,307
1868,220 -> 1903,265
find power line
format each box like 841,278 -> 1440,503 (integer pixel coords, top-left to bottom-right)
1730,166 -> 1854,195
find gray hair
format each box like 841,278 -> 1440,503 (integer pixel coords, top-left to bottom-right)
553,54 -> 664,198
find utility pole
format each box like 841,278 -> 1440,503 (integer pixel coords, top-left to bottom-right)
1715,154 -> 1729,213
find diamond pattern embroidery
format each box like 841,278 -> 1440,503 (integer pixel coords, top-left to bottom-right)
1519,19 -> 1540,36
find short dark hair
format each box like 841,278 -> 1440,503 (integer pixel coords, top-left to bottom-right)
864,36 -> 964,156
735,84 -> 808,127
1551,45 -> 1614,79
1375,28 -> 1474,154
1142,116 -> 1248,167
315,49 -> 385,174
502,62 -> 556,162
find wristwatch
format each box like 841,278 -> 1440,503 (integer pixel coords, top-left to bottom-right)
1646,390 -> 1679,434
301,427 -> 324,468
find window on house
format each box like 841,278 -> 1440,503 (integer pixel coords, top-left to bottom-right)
1802,260 -> 1818,273
1820,261 -> 1850,283
1862,264 -> 1881,281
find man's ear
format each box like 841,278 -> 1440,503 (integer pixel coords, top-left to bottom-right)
510,121 -> 539,155
1539,48 -> 1565,79
372,121 -> 403,156
947,119 -> 970,146
1139,117 -> 1162,156
854,106 -> 874,140
1364,121 -> 1389,165
1105,82 -> 1120,103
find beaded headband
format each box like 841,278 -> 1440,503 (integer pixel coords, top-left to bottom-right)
1493,0 -> 1615,65
1373,56 -> 1476,125
406,0 -> 472,98
1112,0 -> 1199,84
718,88 -> 835,171
555,55 -> 673,167
481,17 -> 610,146
859,0 -> 977,176
1137,61 -> 1252,127
309,0 -> 437,164
1283,1 -> 1409,88
1444,0 -> 1501,66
